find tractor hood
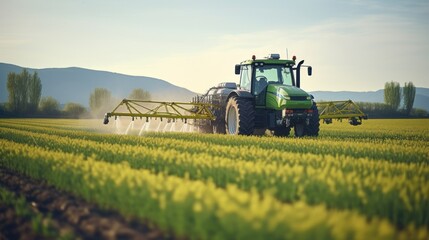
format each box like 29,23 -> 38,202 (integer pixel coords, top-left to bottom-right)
265,84 -> 313,110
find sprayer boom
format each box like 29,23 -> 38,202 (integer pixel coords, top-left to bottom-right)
318,100 -> 368,125
103,99 -> 216,124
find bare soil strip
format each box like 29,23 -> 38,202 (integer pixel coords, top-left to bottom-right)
0,167 -> 175,240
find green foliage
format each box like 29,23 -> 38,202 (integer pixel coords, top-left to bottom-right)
356,102 -> 404,118
384,81 -> 401,110
39,96 -> 60,116
63,102 -> 87,118
410,108 -> 429,118
402,82 -> 416,115
28,72 -> 42,113
128,88 -> 151,100
6,69 -> 42,114
89,88 -> 113,117
7,72 -> 19,112
0,118 -> 428,240
0,187 -> 60,238
0,188 -> 31,217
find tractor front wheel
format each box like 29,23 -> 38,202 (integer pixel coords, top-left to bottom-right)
225,96 -> 255,135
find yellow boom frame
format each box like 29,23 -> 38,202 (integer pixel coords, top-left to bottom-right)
103,99 -> 216,124
104,99 -> 367,125
317,100 -> 368,125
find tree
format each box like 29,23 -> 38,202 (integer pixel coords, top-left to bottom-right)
6,69 -> 42,114
128,88 -> 151,100
6,72 -> 18,112
39,96 -> 60,116
89,88 -> 112,117
63,102 -> 87,118
20,69 -> 30,112
28,71 -> 42,113
384,81 -> 401,111
403,82 -> 416,115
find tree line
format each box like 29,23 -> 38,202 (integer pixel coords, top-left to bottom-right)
1,69 -> 151,118
384,81 -> 416,115
358,81 -> 427,118
6,69 -> 41,114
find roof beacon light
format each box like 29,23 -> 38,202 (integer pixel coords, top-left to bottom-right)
252,55 -> 256,60
267,53 -> 280,60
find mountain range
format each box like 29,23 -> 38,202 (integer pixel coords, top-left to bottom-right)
0,63 -> 196,107
1,62 -> 428,111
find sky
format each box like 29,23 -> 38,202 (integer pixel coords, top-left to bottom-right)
1,0 -> 428,93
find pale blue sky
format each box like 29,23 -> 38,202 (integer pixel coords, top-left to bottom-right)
1,0 -> 428,93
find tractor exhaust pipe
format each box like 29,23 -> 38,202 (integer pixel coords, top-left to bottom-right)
296,60 -> 304,88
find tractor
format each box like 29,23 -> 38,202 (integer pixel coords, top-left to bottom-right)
194,54 -> 318,137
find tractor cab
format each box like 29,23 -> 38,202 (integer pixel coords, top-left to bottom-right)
235,54 -> 313,109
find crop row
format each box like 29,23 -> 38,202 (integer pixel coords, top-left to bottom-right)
1,138 -> 427,240
8,118 -> 429,142
1,120 -> 427,164
0,125 -> 427,228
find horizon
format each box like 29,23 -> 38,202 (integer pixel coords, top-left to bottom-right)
2,61 -> 429,94
1,0 -> 428,93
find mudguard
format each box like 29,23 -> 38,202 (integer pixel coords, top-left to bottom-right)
227,90 -> 254,100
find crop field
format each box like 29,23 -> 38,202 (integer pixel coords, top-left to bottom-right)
0,118 -> 428,239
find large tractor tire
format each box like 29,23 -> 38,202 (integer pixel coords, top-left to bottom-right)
305,103 -> 320,136
225,96 -> 255,135
273,126 -> 291,137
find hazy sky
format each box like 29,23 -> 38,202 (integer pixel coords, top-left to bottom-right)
1,0 -> 428,93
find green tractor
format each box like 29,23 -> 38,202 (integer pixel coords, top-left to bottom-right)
196,53 -> 318,137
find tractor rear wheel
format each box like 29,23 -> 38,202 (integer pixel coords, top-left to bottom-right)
305,103 -> 320,136
225,96 -> 255,135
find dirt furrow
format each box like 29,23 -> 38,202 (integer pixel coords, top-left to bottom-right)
0,167 -> 175,240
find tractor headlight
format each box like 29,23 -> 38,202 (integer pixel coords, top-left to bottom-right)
306,96 -> 312,100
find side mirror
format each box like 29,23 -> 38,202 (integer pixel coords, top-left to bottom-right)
307,66 -> 312,76
235,64 -> 241,75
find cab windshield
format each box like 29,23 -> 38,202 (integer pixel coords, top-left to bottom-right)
253,64 -> 294,95
254,64 -> 293,85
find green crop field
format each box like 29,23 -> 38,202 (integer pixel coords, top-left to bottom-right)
0,118 -> 428,239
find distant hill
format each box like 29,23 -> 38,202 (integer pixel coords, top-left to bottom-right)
310,88 -> 429,111
0,63 -> 197,107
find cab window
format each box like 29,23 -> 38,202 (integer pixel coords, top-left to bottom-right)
240,65 -> 251,91
254,65 -> 293,86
